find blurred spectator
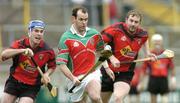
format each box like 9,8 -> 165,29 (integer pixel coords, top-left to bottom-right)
141,34 -> 176,103
109,0 -> 119,24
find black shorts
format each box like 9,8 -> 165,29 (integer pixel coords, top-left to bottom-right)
148,76 -> 169,95
101,67 -> 134,92
129,86 -> 139,95
4,76 -> 41,100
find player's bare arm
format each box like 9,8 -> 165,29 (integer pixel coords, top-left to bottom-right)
1,48 -> 33,60
142,40 -> 157,61
104,45 -> 120,68
41,68 -> 55,85
102,60 -> 115,81
57,64 -> 80,86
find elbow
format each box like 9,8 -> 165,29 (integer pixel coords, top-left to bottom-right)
58,64 -> 67,72
57,64 -> 63,70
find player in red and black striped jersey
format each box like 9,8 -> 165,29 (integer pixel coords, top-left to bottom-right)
100,10 -> 157,103
1,20 -> 56,103
141,34 -> 176,103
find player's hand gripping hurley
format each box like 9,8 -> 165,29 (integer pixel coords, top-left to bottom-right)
68,49 -> 113,93
31,57 -> 58,97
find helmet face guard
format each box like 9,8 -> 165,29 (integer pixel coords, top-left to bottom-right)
28,20 -> 45,31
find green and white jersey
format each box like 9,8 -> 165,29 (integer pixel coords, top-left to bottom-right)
56,25 -> 104,76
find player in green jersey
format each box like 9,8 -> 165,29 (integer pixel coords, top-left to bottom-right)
56,7 -> 119,103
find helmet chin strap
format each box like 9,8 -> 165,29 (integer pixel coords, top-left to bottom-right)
28,29 -> 36,48
28,32 -> 31,37
28,28 -> 32,37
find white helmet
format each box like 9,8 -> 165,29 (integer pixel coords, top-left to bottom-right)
151,34 -> 163,42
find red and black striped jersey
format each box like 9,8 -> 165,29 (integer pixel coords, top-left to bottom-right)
101,22 -> 148,72
9,37 -> 56,85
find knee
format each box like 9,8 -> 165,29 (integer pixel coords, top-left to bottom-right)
90,95 -> 101,103
114,95 -> 123,103
113,93 -> 125,103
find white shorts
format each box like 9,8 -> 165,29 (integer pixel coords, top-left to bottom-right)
67,69 -> 102,102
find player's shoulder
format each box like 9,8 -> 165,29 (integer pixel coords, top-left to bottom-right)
109,22 -> 124,28
42,42 -> 55,53
41,43 -> 55,57
137,27 -> 148,36
60,31 -> 71,41
15,36 -> 26,42
62,30 -> 71,36
12,36 -> 27,46
103,22 -> 124,31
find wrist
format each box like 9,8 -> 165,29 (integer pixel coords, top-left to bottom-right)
21,49 -> 25,53
102,61 -> 109,69
22,49 -> 28,55
104,66 -> 109,70
108,55 -> 116,61
109,55 -> 113,60
72,76 -> 77,83
44,72 -> 50,76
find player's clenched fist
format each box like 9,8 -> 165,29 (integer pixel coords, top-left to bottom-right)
72,76 -> 81,86
41,73 -> 51,85
23,48 -> 34,57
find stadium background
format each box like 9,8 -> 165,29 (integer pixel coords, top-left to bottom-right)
0,0 -> 180,102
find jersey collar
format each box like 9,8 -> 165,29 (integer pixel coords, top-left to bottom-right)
70,24 -> 90,37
